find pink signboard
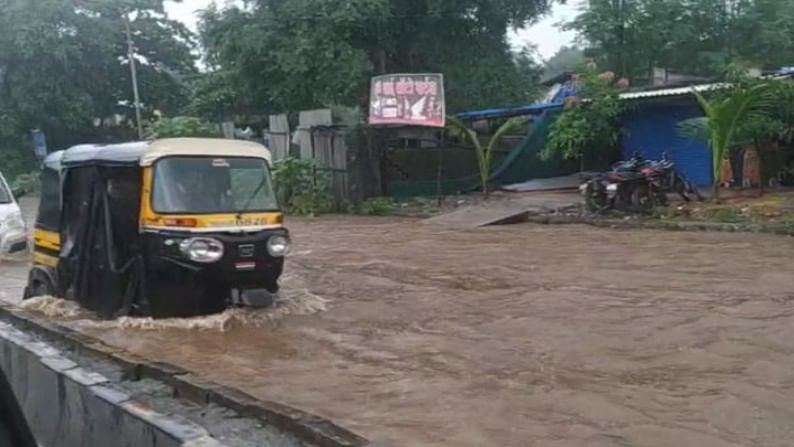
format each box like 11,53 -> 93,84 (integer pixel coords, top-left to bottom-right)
369,74 -> 445,127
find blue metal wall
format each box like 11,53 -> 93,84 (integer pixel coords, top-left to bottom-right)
622,99 -> 713,185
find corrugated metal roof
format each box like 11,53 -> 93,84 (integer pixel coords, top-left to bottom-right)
619,83 -> 728,100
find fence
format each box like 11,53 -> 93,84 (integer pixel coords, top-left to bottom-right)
262,110 -> 353,209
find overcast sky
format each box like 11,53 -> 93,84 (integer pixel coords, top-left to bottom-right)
164,0 -> 581,60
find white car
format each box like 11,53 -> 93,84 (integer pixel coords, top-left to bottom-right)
0,171 -> 28,260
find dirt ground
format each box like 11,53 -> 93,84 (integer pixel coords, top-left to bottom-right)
5,204 -> 794,446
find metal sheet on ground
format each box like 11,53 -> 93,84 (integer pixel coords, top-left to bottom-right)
422,193 -> 579,227
500,172 -> 596,192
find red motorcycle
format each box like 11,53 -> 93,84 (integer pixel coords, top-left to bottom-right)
640,153 -> 705,204
580,154 -> 662,213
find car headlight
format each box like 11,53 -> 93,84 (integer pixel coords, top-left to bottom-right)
179,237 -> 224,263
267,235 -> 291,257
1,212 -> 25,233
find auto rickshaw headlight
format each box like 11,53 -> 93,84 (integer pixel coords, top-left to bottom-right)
179,237 -> 224,263
267,235 -> 291,257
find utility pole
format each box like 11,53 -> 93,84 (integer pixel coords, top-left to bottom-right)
124,14 -> 144,140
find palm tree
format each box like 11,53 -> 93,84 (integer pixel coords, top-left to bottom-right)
679,84 -> 769,201
447,116 -> 525,198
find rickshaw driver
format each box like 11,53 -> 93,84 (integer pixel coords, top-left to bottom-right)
169,166 -> 235,213
173,170 -> 206,211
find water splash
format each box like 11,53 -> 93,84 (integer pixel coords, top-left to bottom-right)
19,273 -> 331,333
20,295 -> 90,319
76,290 -> 330,332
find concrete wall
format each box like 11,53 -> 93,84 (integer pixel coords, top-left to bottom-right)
0,321 -> 223,447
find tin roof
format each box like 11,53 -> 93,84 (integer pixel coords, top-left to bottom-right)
618,83 -> 729,101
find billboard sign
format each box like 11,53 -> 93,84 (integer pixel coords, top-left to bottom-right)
369,74 -> 445,127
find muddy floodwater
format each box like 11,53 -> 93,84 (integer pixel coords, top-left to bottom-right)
6,214 -> 794,447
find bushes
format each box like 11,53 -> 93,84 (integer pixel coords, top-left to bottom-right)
352,198 -> 395,215
0,148 -> 36,181
272,158 -> 333,216
10,172 -> 39,195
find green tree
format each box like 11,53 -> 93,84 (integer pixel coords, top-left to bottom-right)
0,0 -> 196,178
679,82 -> 770,200
145,117 -> 221,139
543,46 -> 586,78
540,66 -> 626,169
447,116 -> 525,198
197,0 -> 552,116
567,0 -> 792,83
733,0 -> 794,69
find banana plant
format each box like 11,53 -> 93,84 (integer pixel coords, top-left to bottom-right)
447,116 -> 526,198
678,83 -> 770,201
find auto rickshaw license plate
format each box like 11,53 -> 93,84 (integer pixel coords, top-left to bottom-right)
235,261 -> 256,271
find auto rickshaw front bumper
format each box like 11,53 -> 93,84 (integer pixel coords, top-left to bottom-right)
141,228 -> 289,318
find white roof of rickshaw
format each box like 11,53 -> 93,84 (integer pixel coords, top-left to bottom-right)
50,138 -> 272,169
141,138 -> 272,166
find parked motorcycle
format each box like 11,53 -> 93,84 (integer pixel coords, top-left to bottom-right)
640,153 -> 705,203
581,153 -> 660,213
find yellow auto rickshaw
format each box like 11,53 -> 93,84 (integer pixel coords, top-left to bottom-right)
26,138 -> 291,318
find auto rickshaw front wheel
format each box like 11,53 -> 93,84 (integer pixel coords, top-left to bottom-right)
23,268 -> 55,300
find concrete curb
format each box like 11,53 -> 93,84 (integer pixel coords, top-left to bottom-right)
0,320 -> 222,447
0,303 -> 371,447
526,214 -> 794,236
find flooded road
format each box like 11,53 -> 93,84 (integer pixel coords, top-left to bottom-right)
5,209 -> 794,446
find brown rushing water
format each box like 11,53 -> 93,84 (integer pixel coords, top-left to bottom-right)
8,214 -> 794,447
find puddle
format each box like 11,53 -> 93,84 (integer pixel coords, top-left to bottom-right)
19,273 -> 330,333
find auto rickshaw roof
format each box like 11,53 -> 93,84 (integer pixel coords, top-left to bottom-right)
55,138 -> 272,169
43,150 -> 65,171
141,138 -> 272,166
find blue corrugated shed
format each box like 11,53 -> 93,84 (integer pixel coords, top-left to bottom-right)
456,83 -> 577,121
622,99 -> 713,185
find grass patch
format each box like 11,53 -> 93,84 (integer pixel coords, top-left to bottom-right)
351,197 -> 395,216
704,207 -> 750,224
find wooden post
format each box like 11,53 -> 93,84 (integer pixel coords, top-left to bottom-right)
436,130 -> 445,207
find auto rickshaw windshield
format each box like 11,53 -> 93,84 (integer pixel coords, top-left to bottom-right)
152,156 -> 278,214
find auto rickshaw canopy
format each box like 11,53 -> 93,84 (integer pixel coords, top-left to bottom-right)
43,138 -> 273,170
34,138 -> 279,318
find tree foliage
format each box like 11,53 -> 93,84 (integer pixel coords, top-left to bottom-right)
145,116 -> 221,139
679,81 -> 771,199
544,46 -> 586,78
540,66 -> 626,165
0,0 -> 196,178
196,0 -> 552,116
568,0 -> 794,83
272,158 -> 334,215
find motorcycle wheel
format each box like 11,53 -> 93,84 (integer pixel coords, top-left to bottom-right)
654,188 -> 669,207
584,182 -> 610,213
630,183 -> 656,213
689,182 -> 706,201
